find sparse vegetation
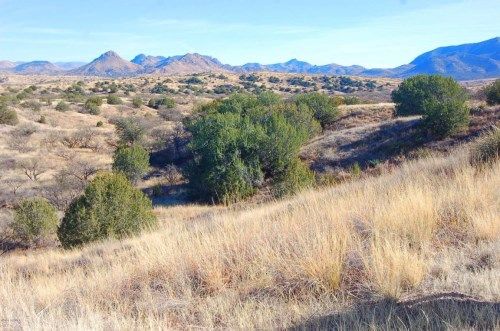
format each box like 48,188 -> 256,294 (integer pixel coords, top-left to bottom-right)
55,100 -> 70,112
470,127 -> 500,165
106,94 -> 122,105
148,96 -> 175,109
0,103 -> 18,125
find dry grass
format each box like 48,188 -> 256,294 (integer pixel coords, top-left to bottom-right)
0,148 -> 499,329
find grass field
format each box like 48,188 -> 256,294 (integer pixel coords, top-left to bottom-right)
1,146 -> 498,329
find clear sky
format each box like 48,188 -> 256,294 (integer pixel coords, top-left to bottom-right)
0,0 -> 498,67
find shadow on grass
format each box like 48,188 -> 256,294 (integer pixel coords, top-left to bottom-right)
290,293 -> 499,330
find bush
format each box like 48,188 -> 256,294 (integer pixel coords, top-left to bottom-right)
294,93 -> 340,127
422,98 -> 469,137
186,92 -> 319,203
0,104 -> 18,125
84,96 -> 103,115
148,97 -> 175,109
57,173 -> 157,248
21,100 -> 42,112
114,117 -> 146,145
272,159 -> 314,197
112,145 -> 150,182
96,121 -> 103,127
55,101 -> 70,112
470,127 -> 500,165
132,97 -> 143,108
107,94 -> 122,105
12,198 -> 58,245
484,79 -> 500,105
392,75 -> 467,116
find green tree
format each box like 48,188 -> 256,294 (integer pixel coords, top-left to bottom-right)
12,198 -> 58,245
185,92 -> 318,203
422,98 -> 469,137
294,92 -> 340,127
392,74 -> 466,116
57,173 -> 156,248
112,145 -> 150,182
484,79 -> 500,105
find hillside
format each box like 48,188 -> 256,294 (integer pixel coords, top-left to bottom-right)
69,51 -> 142,77
0,148 -> 498,329
399,37 -> 500,80
12,61 -> 62,75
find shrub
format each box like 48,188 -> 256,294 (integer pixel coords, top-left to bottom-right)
84,96 -> 103,115
0,104 -> 18,125
12,198 -> 58,245
55,101 -> 70,112
392,75 -> 466,116
294,92 -> 340,127
114,117 -> 146,145
96,121 -> 103,127
148,97 -> 176,109
483,79 -> 500,105
422,98 -> 469,137
21,100 -> 42,112
268,76 -> 281,84
470,127 -> 500,165
57,173 -> 157,248
112,145 -> 150,182
132,97 -> 143,108
186,93 -> 319,203
107,94 -> 122,105
272,159 -> 314,197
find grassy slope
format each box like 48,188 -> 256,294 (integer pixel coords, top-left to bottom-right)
0,148 -> 499,329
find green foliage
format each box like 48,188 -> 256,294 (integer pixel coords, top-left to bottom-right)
294,92 -> 340,127
392,74 -> 467,116
186,92 -> 319,203
132,97 -> 143,108
112,145 -> 150,182
12,198 -> 58,245
114,117 -> 146,145
422,98 -> 469,137
84,96 -> 103,115
470,127 -> 500,166
55,101 -> 70,112
484,79 -> 500,105
0,103 -> 18,125
107,94 -> 122,105
57,173 -> 156,248
148,96 -> 176,109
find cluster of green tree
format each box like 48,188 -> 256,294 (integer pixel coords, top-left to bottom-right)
184,92 -> 338,203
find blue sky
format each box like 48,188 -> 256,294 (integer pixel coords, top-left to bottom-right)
0,0 -> 498,67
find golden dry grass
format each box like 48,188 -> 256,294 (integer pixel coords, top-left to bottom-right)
0,148 -> 499,329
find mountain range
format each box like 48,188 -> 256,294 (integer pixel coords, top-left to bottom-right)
0,37 -> 498,80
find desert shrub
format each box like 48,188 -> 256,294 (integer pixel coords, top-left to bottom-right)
96,121 -> 103,127
57,173 -> 156,248
21,100 -> 42,111
470,127 -> 500,165
62,127 -> 97,149
132,97 -> 143,108
11,197 -> 58,245
272,159 -> 314,197
114,117 -> 146,145
0,104 -> 18,125
422,98 -> 469,137
38,115 -> 47,124
84,96 -> 103,115
112,145 -> 150,182
185,76 -> 203,84
268,76 -> 281,83
294,92 -> 340,127
107,94 -> 122,105
483,79 -> 500,105
148,96 -> 175,109
55,101 -> 70,112
186,92 -> 319,203
392,75 -> 467,116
